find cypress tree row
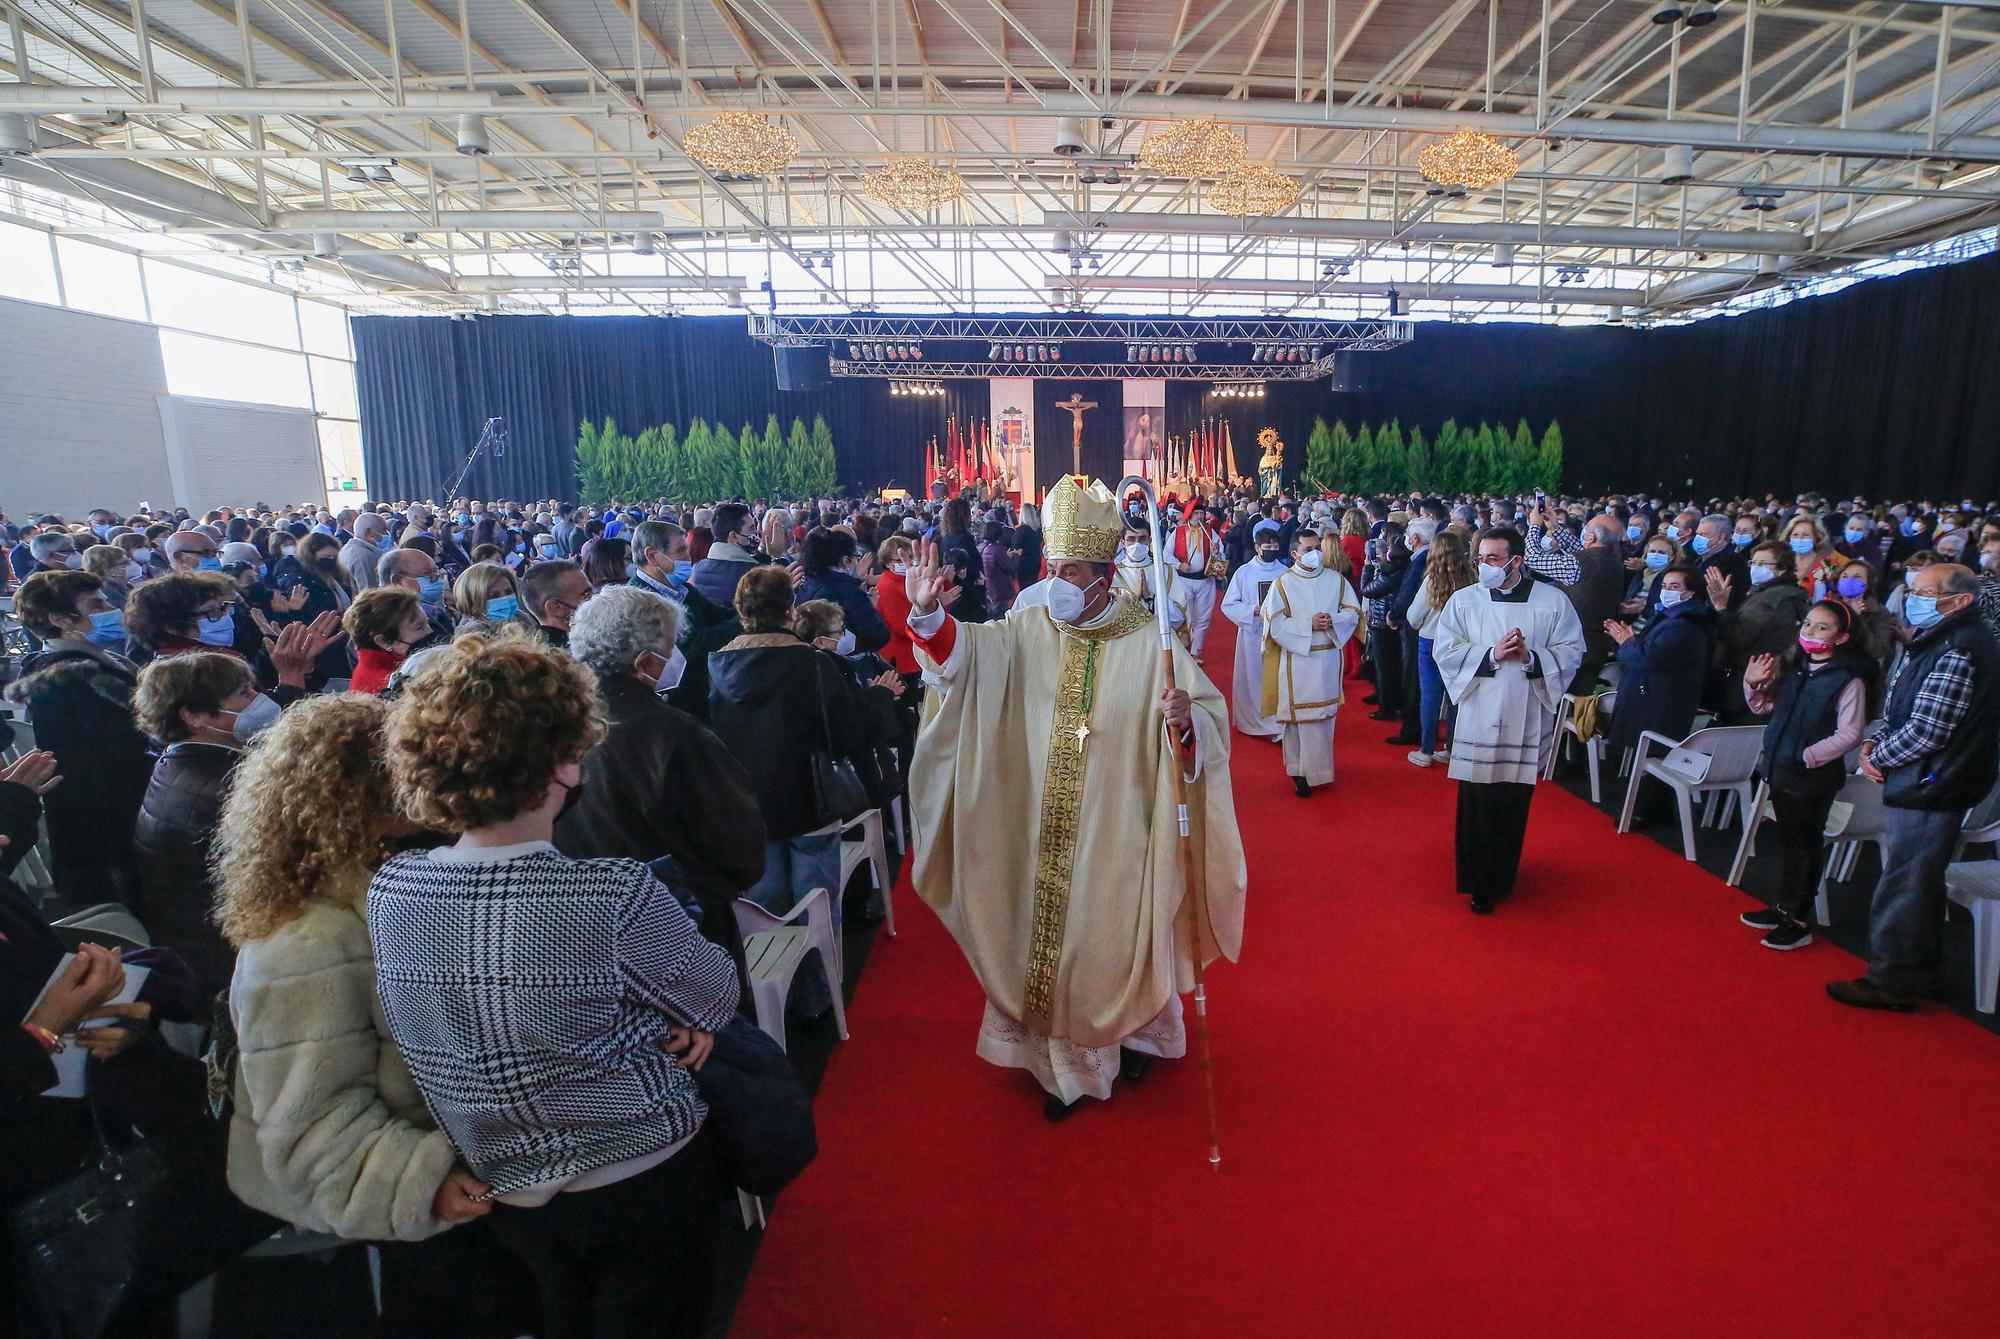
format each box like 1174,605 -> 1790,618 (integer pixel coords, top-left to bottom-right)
1278,417 -> 1566,498
571,412 -> 844,504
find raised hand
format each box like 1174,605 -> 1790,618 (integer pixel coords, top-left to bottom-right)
0,749 -> 62,794
1745,652 -> 1779,692
904,539 -> 949,614
272,585 -> 310,613
1603,619 -> 1633,647
1705,568 -> 1732,606
872,668 -> 906,697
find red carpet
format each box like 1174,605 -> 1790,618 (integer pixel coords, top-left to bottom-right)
734,614 -> 2000,1337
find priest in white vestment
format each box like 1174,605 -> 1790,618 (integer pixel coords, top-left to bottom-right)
1260,527 -> 1362,796
902,477 -> 1248,1117
1219,519 -> 1287,741
1168,511 -> 1222,659
1432,527 -> 1586,913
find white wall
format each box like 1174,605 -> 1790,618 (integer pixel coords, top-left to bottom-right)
0,297 -> 325,516
0,294 -> 178,514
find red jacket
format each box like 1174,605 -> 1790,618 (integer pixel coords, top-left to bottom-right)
875,569 -> 920,675
349,647 -> 404,695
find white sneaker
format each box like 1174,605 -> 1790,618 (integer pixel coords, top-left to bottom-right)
1406,751 -> 1434,768
1436,747 -> 1450,760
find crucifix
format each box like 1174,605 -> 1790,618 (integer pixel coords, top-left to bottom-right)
1053,392 -> 1098,476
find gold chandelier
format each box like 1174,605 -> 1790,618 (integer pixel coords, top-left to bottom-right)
683,111 -> 797,176
1139,118 -> 1247,178
862,156 -> 964,211
1416,130 -> 1520,190
1208,163 -> 1300,216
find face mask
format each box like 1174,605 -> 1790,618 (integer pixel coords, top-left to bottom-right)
196,610 -> 237,646
1690,534 -> 1712,556
653,646 -> 687,693
1983,552 -> 2000,572
1644,551 -> 1669,571
1625,525 -> 1643,542
673,559 -> 694,583
1257,546 -> 1280,562
1477,561 -> 1509,589
1748,564 -> 1778,587
1901,520 -> 1924,537
1844,527 -> 1867,544
1540,533 -> 1558,551
1904,594 -> 1946,629
1657,588 -> 1689,608
196,556 -> 222,571
1836,574 -> 1867,598
1788,536 -> 1816,555
414,575 -> 446,610
1662,525 -> 1680,541
623,562 -> 639,581
1731,532 -> 1754,547
124,562 -> 145,585
485,594 -> 519,622
834,629 -> 857,656
890,562 -> 910,577
134,548 -> 154,564
1046,573 -> 1102,624
84,608 -> 128,647
1297,550 -> 1323,572
1798,635 -> 1832,655
537,542 -> 560,559
1126,543 -> 1150,564
224,692 -> 282,743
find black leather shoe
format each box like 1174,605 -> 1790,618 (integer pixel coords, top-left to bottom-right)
1384,731 -> 1420,746
1367,709 -> 1400,722
1361,694 -> 1380,705
1470,897 -> 1494,915
1826,978 -> 1916,1012
1292,776 -> 1312,798
1119,1049 -> 1153,1085
1043,1092 -> 1083,1121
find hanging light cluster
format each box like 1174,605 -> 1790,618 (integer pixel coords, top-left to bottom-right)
988,343 -> 1061,363
1416,130 -> 1520,191
1125,343 -> 1196,363
1139,118 -> 1246,178
863,156 -> 965,211
683,111 -> 797,176
889,381 -> 946,397
1213,382 -> 1266,399
1251,344 -> 1320,364
847,341 -> 925,361
1208,162 -> 1301,216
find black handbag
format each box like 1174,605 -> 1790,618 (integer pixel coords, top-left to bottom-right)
5,1087 -> 191,1339
807,656 -> 870,825
690,1015 -> 818,1196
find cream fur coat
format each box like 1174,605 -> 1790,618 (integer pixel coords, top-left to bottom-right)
227,890 -> 457,1241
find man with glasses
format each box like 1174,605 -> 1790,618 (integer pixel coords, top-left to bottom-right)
162,530 -> 222,572
1432,528 -> 1586,915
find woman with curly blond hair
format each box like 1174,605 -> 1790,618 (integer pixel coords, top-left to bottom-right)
367,630 -> 739,1339
217,693 -> 515,1336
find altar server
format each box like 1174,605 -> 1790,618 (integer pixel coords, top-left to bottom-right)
1220,520 -> 1288,741
1260,528 -> 1362,796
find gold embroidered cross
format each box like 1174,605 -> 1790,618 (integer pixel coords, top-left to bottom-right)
1072,722 -> 1092,754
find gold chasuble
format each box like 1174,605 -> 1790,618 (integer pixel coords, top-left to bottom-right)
909,479 -> 1247,1054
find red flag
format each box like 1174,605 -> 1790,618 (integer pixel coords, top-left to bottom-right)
981,419 -> 997,487
1203,420 -> 1215,479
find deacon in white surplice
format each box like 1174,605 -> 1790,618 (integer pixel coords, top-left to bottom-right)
1219,519 -> 1287,741
1432,527 -> 1586,914
1259,527 -> 1362,797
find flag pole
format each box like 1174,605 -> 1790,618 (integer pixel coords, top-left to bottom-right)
1120,473 -> 1222,1173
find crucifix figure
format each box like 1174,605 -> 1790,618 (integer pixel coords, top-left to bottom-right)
1054,392 -> 1098,476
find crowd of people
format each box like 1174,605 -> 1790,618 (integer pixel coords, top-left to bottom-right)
1,477 -> 1997,1333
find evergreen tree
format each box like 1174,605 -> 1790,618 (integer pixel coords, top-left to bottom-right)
1304,417 -> 1335,493
803,414 -> 838,496
1328,420 -> 1359,489
1535,420 -> 1565,493
575,419 -> 606,503
600,418 -> 630,501
681,419 -> 715,501
744,414 -> 785,500
1405,425 -> 1431,493
632,427 -> 661,499
1376,420 -> 1409,493
655,421 -> 684,503
708,423 -> 740,500
1353,423 -> 1379,492
1470,422 -> 1501,494
1500,418 -> 1537,495
787,416 -> 812,497
1431,419 -> 1462,495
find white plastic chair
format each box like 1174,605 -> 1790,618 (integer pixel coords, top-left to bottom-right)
840,808 -> 894,939
1543,693 -> 1605,804
731,888 -> 847,1054
1951,777 -> 2000,861
1943,862 -> 2000,1014
1726,773 -> 1889,926
1618,725 -> 1766,861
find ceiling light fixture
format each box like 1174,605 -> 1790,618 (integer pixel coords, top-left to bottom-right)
1139,118 -> 1247,179
1416,130 -> 1520,190
1208,162 -> 1301,216
684,111 -> 798,176
863,156 -> 965,211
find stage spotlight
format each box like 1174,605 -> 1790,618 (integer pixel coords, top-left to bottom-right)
1050,346 -> 1060,361
1650,2 -> 1684,25
1686,1 -> 1719,26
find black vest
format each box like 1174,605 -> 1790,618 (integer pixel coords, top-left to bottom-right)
1882,607 -> 2000,811
1761,656 -> 1863,796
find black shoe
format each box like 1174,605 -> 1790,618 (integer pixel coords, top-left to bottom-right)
1384,731 -> 1420,746
1739,907 -> 1786,931
1043,1092 -> 1083,1121
1292,775 -> 1312,798
1760,919 -> 1814,951
1367,709 -> 1400,722
1470,897 -> 1493,915
1826,978 -> 1916,1012
1361,693 -> 1380,705
1119,1048 -> 1153,1085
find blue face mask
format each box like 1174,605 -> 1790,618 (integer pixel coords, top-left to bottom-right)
1662,525 -> 1681,541
196,556 -> 223,571
1844,527 -> 1867,544
415,575 -> 446,609
1625,524 -> 1643,542
1731,532 -> 1755,547
1789,536 -> 1816,555
485,594 -> 519,622
195,610 -> 236,646
85,608 -> 127,647
93,525 -> 114,540
1690,534 -> 1711,556
1901,519 -> 1924,537
673,559 -> 694,584
1644,551 -> 1669,571
1904,594 -> 1944,629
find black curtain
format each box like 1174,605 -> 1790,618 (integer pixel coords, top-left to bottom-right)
1031,379 -> 1122,492
355,250 -> 2000,504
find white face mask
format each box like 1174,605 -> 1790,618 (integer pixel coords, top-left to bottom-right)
134,548 -> 154,564
652,646 -> 686,693
222,692 -> 282,744
1126,542 -> 1150,564
889,562 -> 909,576
834,628 -> 856,656
1296,550 -> 1323,572
1477,561 -> 1509,588
1046,573 -> 1103,624
1541,533 -> 1558,551
1658,588 -> 1690,608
